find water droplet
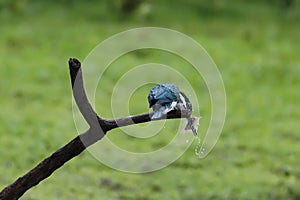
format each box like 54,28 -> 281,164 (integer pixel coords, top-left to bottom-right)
186,139 -> 189,143
194,135 -> 202,158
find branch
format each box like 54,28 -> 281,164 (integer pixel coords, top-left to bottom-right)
0,58 -> 189,200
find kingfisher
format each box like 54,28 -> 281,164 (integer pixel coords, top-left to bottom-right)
148,83 -> 199,136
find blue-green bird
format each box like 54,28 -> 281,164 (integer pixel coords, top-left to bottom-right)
148,83 -> 198,136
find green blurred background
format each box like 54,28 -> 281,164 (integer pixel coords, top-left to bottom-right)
0,0 -> 300,199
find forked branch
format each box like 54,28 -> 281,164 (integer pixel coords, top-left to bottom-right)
0,58 -> 189,200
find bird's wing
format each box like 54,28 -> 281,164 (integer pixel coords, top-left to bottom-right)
154,85 -> 178,104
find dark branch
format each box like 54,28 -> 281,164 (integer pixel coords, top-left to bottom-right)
104,109 -> 190,131
0,58 -> 188,200
69,58 -> 102,130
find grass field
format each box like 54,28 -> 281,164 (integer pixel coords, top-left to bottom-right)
1,1 -> 300,199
